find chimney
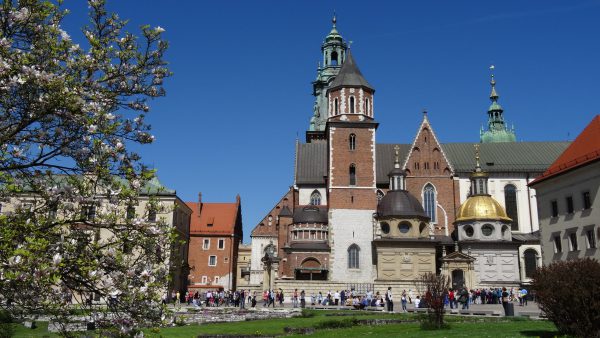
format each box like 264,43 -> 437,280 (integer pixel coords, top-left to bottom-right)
197,192 -> 202,216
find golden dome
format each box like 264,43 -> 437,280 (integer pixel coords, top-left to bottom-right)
455,195 -> 512,222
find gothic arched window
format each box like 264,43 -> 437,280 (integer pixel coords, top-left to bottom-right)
349,133 -> 356,150
310,190 -> 321,206
423,184 -> 436,222
348,244 -> 360,269
524,249 -> 538,278
504,184 -> 519,231
349,164 -> 356,186
350,96 -> 355,114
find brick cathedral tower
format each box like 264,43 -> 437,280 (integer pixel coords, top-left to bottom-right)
326,48 -> 378,283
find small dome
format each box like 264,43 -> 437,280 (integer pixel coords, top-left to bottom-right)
455,195 -> 512,222
293,206 -> 328,224
377,190 -> 429,219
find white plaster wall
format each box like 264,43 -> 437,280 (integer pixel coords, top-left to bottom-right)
298,186 -> 327,206
457,174 -> 538,233
249,236 -> 276,285
329,209 -> 375,283
468,246 -> 520,287
534,161 -> 600,265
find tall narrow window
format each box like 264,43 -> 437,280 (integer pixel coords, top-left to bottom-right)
523,249 -> 538,278
148,207 -> 157,222
349,164 -> 356,186
334,98 -> 339,114
365,98 -> 370,115
551,200 -> 558,217
583,191 -> 591,210
349,133 -> 356,150
586,229 -> 597,249
348,244 -> 360,269
331,51 -> 339,65
423,184 -> 436,222
569,232 -> 578,251
566,196 -> 574,214
554,235 -> 562,253
350,96 -> 355,114
504,185 -> 519,231
310,190 -> 322,205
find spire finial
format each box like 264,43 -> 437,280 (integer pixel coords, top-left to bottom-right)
332,11 -> 337,27
394,145 -> 400,167
489,65 -> 498,101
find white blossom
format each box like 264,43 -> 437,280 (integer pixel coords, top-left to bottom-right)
52,253 -> 62,265
154,26 -> 165,33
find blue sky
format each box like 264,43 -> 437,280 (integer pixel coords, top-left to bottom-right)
63,1 -> 600,242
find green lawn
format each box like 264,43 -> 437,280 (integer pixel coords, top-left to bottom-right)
9,310 -> 561,338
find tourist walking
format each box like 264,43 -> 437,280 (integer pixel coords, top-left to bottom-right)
385,287 -> 393,312
401,290 -> 407,312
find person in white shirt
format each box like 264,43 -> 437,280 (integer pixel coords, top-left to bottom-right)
414,295 -> 421,309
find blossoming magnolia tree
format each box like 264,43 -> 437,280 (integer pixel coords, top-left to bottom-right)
0,0 -> 174,334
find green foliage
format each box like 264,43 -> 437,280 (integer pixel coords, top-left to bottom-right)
532,258 -> 600,338
314,318 -> 356,329
300,309 -> 315,318
0,310 -> 14,338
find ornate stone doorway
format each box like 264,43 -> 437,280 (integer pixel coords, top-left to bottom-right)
452,269 -> 465,289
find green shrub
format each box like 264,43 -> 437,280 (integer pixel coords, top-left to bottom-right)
532,258 -> 600,338
300,309 -> 315,318
0,310 -> 14,338
314,318 -> 355,329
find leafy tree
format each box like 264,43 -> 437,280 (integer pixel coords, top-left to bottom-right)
415,272 -> 450,329
532,258 -> 600,338
0,0 -> 172,335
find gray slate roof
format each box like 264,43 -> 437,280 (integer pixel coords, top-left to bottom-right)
329,50 -> 374,91
295,141 -> 570,185
296,142 -> 327,184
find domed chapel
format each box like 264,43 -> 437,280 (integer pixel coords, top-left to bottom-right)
243,16 -> 569,293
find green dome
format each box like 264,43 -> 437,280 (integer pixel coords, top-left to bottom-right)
481,129 -> 517,143
488,102 -> 503,112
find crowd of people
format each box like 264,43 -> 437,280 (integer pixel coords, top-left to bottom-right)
164,285 -> 533,314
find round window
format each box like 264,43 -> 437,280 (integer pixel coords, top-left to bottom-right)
399,223 -> 411,234
380,222 -> 390,234
464,225 -> 474,237
482,224 -> 494,236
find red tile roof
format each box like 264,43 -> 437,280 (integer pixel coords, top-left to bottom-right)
530,115 -> 600,186
187,200 -> 240,235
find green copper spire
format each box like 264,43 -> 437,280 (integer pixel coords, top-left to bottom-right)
480,66 -> 517,143
307,15 -> 348,136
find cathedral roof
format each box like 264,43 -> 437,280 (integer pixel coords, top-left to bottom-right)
377,190 -> 429,219
328,50 -> 374,91
530,115 -> 600,186
295,141 -> 570,185
293,206 -> 328,224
